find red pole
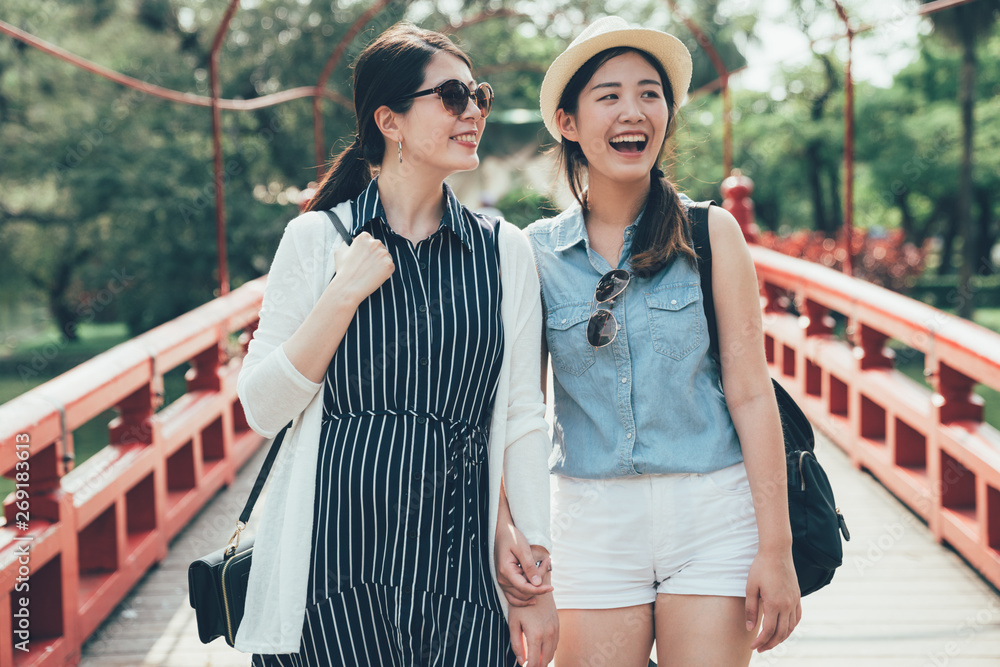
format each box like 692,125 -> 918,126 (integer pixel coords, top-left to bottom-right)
721,73 -> 732,177
313,0 -> 393,180
834,1 -> 854,277
663,0 -> 732,181
209,0 -> 242,297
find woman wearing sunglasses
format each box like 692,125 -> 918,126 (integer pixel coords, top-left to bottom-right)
235,23 -> 555,665
517,16 -> 800,665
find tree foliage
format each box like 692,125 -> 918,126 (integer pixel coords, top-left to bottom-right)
1,0 -> 997,344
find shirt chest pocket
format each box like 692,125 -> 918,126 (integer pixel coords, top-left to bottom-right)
644,283 -> 704,360
545,303 -> 595,377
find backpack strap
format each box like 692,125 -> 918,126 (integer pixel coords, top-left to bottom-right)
687,200 -> 719,364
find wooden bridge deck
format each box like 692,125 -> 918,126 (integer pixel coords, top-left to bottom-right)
80,430 -> 1000,666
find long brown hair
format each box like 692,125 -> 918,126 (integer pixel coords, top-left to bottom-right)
305,23 -> 472,212
557,47 -> 696,277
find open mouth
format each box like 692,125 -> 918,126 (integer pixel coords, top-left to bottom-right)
451,133 -> 478,144
609,133 -> 648,154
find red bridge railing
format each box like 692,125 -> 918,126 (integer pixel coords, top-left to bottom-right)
0,277 -> 267,666
751,246 -> 1000,587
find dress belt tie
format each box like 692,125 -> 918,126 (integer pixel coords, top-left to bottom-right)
323,409 -> 488,567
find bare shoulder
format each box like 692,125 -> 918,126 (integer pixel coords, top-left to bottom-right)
706,205 -> 756,292
706,205 -> 747,252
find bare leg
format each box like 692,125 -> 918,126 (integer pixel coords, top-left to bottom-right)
654,594 -> 755,667
553,605 -> 654,667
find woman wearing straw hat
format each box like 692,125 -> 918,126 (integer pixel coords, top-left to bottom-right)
514,16 -> 800,664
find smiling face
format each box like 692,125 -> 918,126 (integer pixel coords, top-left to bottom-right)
557,50 -> 671,186
392,51 -> 486,177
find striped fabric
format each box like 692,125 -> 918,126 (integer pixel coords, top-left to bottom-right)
253,178 -> 517,666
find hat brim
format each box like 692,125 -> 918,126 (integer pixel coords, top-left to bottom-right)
540,27 -> 693,143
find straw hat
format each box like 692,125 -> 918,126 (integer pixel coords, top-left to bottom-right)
539,16 -> 693,142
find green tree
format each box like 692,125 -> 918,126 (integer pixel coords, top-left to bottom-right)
1,0 -> 766,344
921,0 -> 1000,316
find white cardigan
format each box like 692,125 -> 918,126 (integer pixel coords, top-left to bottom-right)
233,201 -> 552,653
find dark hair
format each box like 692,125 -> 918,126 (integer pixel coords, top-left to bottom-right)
557,47 -> 696,277
306,23 -> 472,212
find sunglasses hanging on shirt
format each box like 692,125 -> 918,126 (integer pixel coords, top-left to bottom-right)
587,269 -> 631,348
395,80 -> 494,118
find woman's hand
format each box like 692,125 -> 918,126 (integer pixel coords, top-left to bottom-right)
330,231 -> 395,306
745,547 -> 801,652
508,576 -> 558,667
495,520 -> 553,607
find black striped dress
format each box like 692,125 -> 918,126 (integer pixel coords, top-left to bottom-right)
252,178 -> 517,666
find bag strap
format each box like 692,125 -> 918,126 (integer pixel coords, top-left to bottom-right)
687,200 -> 719,363
237,422 -> 292,527
323,209 -> 354,246
227,207 -> 354,554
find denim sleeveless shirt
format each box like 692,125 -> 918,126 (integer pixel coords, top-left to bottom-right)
526,197 -> 743,479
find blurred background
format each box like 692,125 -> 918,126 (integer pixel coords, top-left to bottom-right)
2,0 -> 999,422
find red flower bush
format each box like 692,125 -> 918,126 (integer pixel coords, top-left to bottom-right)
755,229 -> 928,293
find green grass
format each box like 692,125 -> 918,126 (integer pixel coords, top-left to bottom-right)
0,322 -> 131,404
0,321 -> 130,359
973,307 -> 1000,334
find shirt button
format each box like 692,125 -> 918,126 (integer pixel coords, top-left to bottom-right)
419,358 -> 428,366
413,472 -> 422,481
418,304 -> 427,314
625,229 -> 633,238
561,319 -> 567,325
408,529 -> 418,539
626,433 -> 633,439
418,261 -> 427,271
621,377 -> 627,384
671,299 -> 678,305
417,416 -> 427,424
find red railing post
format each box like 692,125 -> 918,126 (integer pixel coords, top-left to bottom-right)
803,299 -> 834,337
934,361 -> 985,423
109,385 -> 155,446
857,324 -> 894,370
721,170 -> 757,242
186,344 -> 223,393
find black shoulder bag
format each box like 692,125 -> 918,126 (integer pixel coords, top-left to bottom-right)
187,209 -> 353,646
687,201 -> 850,596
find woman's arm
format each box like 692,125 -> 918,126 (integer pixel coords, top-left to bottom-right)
500,227 -> 553,552
708,206 -> 801,652
282,232 -> 394,382
498,225 -> 558,664
237,214 -> 393,436
496,480 -> 553,606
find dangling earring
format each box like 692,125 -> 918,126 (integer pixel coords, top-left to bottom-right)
398,140 -> 403,164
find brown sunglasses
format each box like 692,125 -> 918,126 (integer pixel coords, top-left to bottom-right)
396,80 -> 494,118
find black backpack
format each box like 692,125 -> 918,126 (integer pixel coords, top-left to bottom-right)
687,201 -> 850,596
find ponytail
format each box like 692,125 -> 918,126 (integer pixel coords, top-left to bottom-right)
305,137 -> 372,213
629,167 -> 697,277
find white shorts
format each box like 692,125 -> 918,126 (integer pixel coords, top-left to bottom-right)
550,462 -> 759,609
